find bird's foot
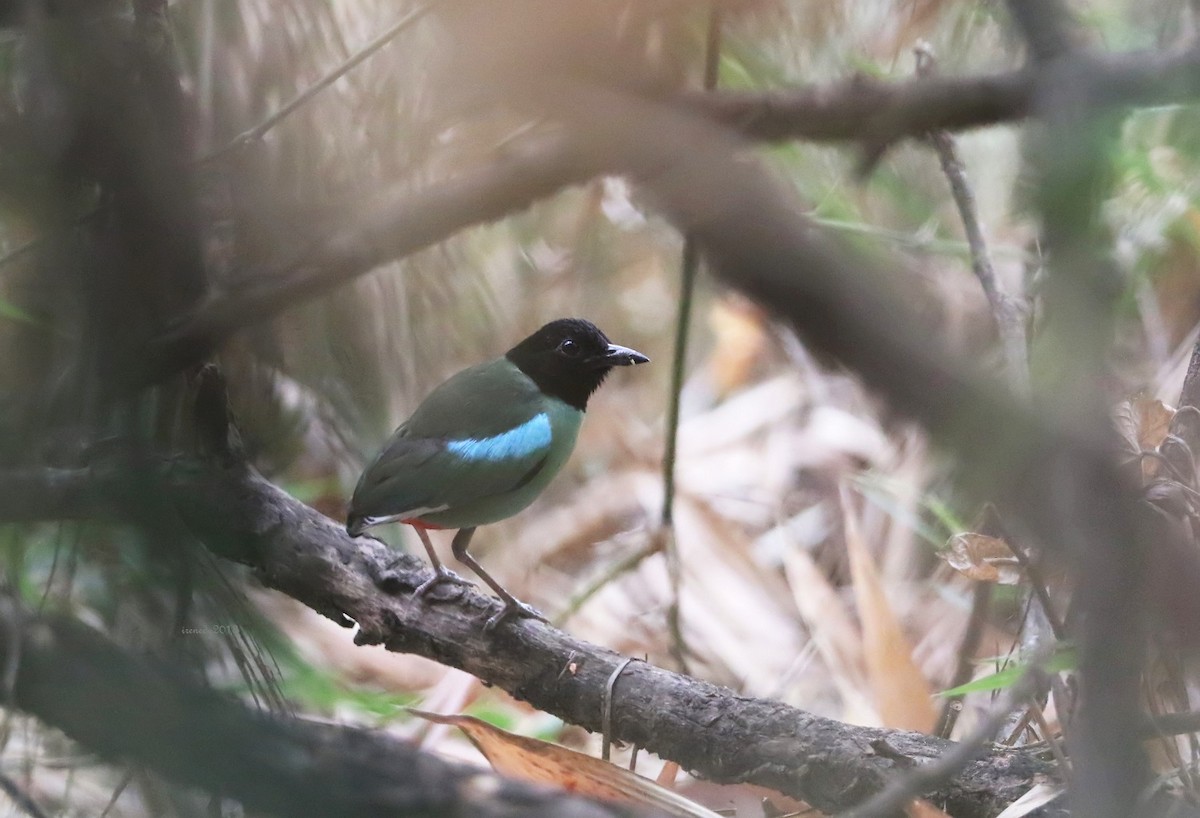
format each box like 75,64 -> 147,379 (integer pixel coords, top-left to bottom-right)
414,568 -> 471,601
483,600 -> 549,632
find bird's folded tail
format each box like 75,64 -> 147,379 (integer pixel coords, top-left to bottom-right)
346,511 -> 440,537
346,513 -> 370,537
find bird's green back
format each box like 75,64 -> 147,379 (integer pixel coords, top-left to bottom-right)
406,358 -> 549,438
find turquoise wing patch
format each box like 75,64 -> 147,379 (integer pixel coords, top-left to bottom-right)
445,413 -> 552,462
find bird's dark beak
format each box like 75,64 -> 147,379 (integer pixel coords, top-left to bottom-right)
596,343 -> 650,367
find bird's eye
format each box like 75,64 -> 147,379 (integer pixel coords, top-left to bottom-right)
557,338 -> 579,356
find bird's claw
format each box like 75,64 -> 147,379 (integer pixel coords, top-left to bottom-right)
414,569 -> 471,601
483,600 -> 548,632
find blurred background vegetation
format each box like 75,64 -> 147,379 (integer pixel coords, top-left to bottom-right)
2,0 -> 1200,815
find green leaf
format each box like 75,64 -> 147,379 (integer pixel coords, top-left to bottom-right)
0,297 -> 40,326
939,644 -> 1077,697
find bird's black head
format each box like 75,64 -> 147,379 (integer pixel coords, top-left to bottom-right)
506,318 -> 649,411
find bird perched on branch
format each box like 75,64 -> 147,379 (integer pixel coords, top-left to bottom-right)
347,318 -> 649,629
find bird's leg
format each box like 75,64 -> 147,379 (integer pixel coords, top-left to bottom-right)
450,528 -> 548,631
410,526 -> 470,599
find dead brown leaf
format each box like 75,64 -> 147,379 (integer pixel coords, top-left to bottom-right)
783,546 -> 874,722
1134,397 -> 1176,450
1115,398 -> 1177,479
707,296 -> 769,398
907,798 -> 953,817
842,486 -> 937,733
409,710 -> 725,818
941,532 -> 1022,585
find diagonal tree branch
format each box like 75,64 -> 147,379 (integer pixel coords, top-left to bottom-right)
680,67 -> 1035,143
0,459 -> 1065,818
686,42 -> 1200,167
134,42 -> 1200,386
144,132 -> 601,385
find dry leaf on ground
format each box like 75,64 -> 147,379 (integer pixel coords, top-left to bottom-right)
941,533 -> 1022,584
907,798 -> 953,817
842,486 -> 936,733
1115,397 -> 1177,479
410,710 -> 725,818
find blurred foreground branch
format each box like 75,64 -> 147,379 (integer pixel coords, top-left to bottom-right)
140,39 -> 1200,384
0,598 -> 643,818
146,133 -> 601,383
1004,1 -> 1144,813
685,40 -> 1200,166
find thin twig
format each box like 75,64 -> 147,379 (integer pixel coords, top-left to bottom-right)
1027,694 -> 1072,782
1155,649 -> 1200,796
199,3 -> 434,164
1143,710 -> 1200,738
1007,540 -> 1066,641
98,769 -> 134,818
660,150 -> 704,528
660,5 -> 723,674
601,658 -> 635,762
916,43 -> 1029,393
1003,706 -> 1035,746
0,771 -> 51,818
553,539 -> 659,627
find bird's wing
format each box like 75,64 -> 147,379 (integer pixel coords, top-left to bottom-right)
404,358 -> 543,439
348,414 -> 553,525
